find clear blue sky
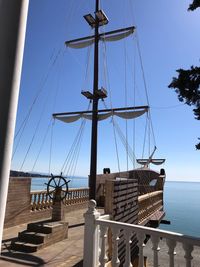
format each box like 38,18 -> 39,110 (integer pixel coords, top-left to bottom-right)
12,0 -> 200,182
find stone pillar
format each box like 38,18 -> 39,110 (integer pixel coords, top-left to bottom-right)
0,0 -> 29,253
83,200 -> 100,267
52,188 -> 65,221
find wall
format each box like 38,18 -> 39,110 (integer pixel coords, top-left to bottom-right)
105,179 -> 138,265
4,177 -> 88,228
4,177 -> 31,228
96,168 -> 165,205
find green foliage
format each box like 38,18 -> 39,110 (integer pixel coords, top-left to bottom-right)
169,67 -> 200,149
196,139 -> 200,149
169,67 -> 200,118
188,0 -> 200,11
169,1 -> 200,149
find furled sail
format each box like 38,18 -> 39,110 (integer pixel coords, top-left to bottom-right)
137,159 -> 165,166
66,28 -> 135,49
54,108 -> 147,123
100,29 -> 134,42
66,39 -> 94,49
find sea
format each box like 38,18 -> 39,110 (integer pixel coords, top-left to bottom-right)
159,181 -> 200,238
31,179 -> 200,238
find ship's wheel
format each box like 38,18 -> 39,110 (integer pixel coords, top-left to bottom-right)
46,174 -> 70,201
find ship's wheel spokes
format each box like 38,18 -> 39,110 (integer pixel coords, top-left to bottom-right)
46,174 -> 70,201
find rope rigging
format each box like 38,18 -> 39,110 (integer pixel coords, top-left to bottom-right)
31,118 -> 53,172
12,47 -> 65,162
17,0 -> 163,208
101,39 -> 121,173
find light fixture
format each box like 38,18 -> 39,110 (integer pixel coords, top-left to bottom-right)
83,14 -> 96,28
95,87 -> 107,98
95,10 -> 109,26
81,90 -> 94,99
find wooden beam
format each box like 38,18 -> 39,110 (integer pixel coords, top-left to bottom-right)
65,25 -> 135,46
53,105 -> 149,118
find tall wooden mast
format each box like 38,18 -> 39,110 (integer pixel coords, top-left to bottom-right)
89,0 -> 99,199
61,1 -> 136,200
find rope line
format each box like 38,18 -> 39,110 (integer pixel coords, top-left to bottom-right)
13,47 -> 64,160
102,40 -> 121,173
31,118 -> 53,172
48,119 -> 54,175
60,101 -> 91,176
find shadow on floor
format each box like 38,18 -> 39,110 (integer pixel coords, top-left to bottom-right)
0,251 -> 45,266
68,223 -> 84,229
73,259 -> 83,267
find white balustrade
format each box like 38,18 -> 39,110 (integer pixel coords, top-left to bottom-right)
99,225 -> 108,267
137,232 -> 145,267
111,227 -> 120,267
151,235 -> 160,267
124,229 -> 133,267
83,200 -> 200,267
183,243 -> 193,267
166,239 -> 176,267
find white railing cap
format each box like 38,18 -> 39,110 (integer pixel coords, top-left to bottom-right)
96,217 -> 200,246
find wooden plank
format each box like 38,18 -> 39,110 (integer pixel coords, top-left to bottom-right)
149,210 -> 165,222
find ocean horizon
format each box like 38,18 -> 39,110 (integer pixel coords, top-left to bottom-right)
31,178 -> 200,238
159,180 -> 200,237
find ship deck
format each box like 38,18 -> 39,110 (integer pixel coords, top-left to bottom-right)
1,208 -> 200,267
0,208 -> 87,267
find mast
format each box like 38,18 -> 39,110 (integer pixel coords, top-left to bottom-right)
62,1 -> 135,201
89,0 -> 99,200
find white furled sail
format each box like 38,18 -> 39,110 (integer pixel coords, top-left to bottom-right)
151,159 -> 165,165
66,39 -> 94,49
55,114 -> 93,123
66,28 -> 135,49
137,159 -> 165,166
100,29 -> 134,42
54,108 -> 147,123
114,109 -> 146,119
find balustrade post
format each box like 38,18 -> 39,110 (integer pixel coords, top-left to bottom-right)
166,239 -> 176,267
99,225 -> 108,267
83,200 -> 100,267
36,193 -> 40,210
32,193 -> 37,211
183,243 -> 193,267
37,193 -> 41,209
151,235 -> 160,267
137,232 -> 145,267
124,230 -> 133,267
41,192 -> 45,209
111,227 -> 120,267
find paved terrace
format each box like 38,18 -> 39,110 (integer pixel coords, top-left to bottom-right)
0,208 -> 87,267
0,208 -> 200,267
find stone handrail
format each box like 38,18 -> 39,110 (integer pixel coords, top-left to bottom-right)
138,190 -> 163,224
30,190 -> 52,211
83,200 -> 200,267
30,188 -> 89,211
64,188 -> 89,206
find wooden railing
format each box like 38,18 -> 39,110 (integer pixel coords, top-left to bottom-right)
83,200 -> 200,267
138,190 -> 163,224
30,188 -> 89,211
